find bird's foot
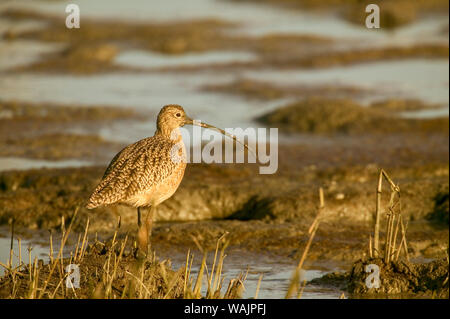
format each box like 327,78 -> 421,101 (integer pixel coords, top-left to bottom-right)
133,245 -> 154,263
133,247 -> 147,261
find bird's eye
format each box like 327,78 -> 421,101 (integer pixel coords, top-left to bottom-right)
175,113 -> 181,117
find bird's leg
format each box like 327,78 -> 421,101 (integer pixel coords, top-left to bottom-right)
136,206 -> 156,260
144,205 -> 155,255
137,207 -> 142,227
136,207 -> 149,258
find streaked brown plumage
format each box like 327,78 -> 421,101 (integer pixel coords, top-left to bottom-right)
86,134 -> 185,209
86,104 -> 248,258
87,105 -> 187,209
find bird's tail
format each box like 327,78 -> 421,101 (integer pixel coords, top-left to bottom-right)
85,202 -> 98,209
86,194 -> 102,209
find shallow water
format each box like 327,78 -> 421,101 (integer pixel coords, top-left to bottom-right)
0,229 -> 342,298
0,0 -> 448,299
115,50 -> 258,69
245,59 -> 450,107
1,59 -> 447,140
0,72 -> 285,142
0,1 -> 447,141
2,0 -> 448,45
0,157 -> 93,172
0,233 -> 49,276
0,39 -> 63,72
159,250 -> 342,299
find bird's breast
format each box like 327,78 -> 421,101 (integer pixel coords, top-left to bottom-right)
124,157 -> 187,208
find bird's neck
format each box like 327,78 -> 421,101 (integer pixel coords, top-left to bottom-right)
156,126 -> 183,143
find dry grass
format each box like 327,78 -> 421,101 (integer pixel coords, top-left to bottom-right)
0,191 -> 322,299
0,214 -> 249,299
371,169 -> 409,262
285,188 -> 325,299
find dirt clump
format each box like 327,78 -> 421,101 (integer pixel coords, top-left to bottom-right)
309,257 -> 449,298
257,98 -> 449,134
0,133 -> 125,161
0,100 -> 145,161
202,78 -> 372,100
427,185 -> 449,225
370,99 -> 443,112
348,258 -> 449,297
228,0 -> 449,29
0,100 -> 139,123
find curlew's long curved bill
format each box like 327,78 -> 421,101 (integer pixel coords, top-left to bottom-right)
185,117 -> 256,158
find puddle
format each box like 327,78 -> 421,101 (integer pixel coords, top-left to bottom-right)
156,248 -> 342,299
0,2 -> 447,143
0,232 -> 49,276
2,0 -> 448,47
0,16 -> 49,35
0,227 -> 342,298
0,157 -> 93,172
0,72 -> 280,133
245,59 -> 450,106
0,58 -> 447,147
0,0 -> 446,300
115,50 -> 258,69
1,59 -> 447,125
400,106 -> 450,119
0,39 -> 64,72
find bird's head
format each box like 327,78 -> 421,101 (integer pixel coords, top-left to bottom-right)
156,104 -> 188,135
156,104 -> 254,156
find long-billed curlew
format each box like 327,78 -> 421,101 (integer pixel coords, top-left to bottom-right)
86,104 -> 249,258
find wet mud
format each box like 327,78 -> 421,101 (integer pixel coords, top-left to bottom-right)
1,9 -> 448,74
228,0 -> 449,29
0,139 -> 447,263
0,1 -> 448,299
257,98 -> 449,134
0,100 -> 145,161
310,257 -> 449,298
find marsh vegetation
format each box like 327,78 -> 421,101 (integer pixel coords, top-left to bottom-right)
0,0 -> 448,299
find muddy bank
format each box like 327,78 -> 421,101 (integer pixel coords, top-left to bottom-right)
427,185 -> 449,225
370,99 -> 444,112
155,44 -> 449,73
202,78 -> 374,101
228,0 -> 449,29
0,229 -> 249,299
309,257 -> 449,298
1,130 -> 448,227
2,9 -> 448,74
257,98 -> 449,134
1,9 -> 238,73
344,1 -> 449,30
0,100 -> 146,161
0,142 -> 447,263
0,100 -> 138,122
202,79 -> 445,114
1,133 -> 125,161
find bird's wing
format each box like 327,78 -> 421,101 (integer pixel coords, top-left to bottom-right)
86,135 -> 179,208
